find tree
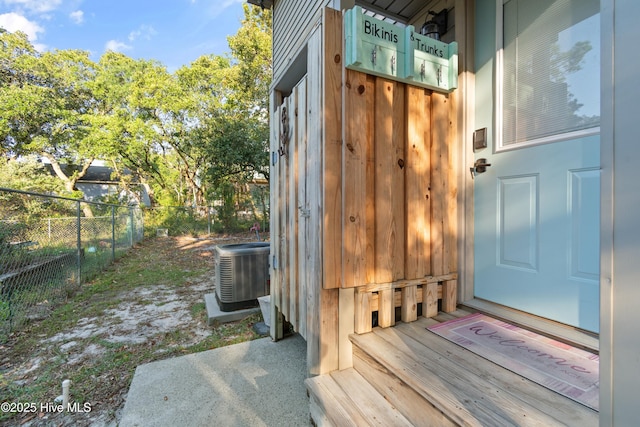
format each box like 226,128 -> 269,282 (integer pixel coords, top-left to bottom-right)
0,155 -> 62,194
0,30 -> 38,158
0,30 -> 102,215
226,4 -> 272,116
92,52 -> 229,208
89,52 -> 176,205
0,156 -> 67,219
165,5 -> 272,208
0,6 -> 273,226
199,4 -> 272,198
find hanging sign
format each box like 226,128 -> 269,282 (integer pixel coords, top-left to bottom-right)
404,26 -> 458,92
344,6 -> 458,93
344,6 -> 406,79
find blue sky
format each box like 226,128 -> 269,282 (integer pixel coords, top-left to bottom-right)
0,0 -> 247,72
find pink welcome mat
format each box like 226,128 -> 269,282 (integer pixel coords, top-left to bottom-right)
428,313 -> 599,410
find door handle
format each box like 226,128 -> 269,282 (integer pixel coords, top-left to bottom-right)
470,158 -> 492,178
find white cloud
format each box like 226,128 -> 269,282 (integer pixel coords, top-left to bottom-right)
0,12 -> 44,40
128,24 -> 156,42
105,39 -> 132,52
1,0 -> 63,14
69,10 -> 84,24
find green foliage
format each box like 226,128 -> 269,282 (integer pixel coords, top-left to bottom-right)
0,156 -> 70,217
209,179 -> 267,233
214,181 -> 239,231
0,157 -> 76,221
0,221 -> 27,258
0,156 -> 59,190
227,4 -> 272,114
142,206 -> 209,237
1,4 -> 272,229
0,300 -> 10,323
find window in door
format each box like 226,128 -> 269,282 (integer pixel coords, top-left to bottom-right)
499,0 -> 600,149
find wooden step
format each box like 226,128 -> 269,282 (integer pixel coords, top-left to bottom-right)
349,315 -> 599,427
305,368 -> 414,427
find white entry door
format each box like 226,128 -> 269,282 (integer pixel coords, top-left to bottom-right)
473,0 -> 601,333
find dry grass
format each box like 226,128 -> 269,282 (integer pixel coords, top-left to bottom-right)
0,233 -> 264,426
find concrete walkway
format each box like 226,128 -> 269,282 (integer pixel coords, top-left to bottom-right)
119,334 -> 310,427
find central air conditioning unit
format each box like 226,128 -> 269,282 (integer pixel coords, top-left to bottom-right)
214,242 -> 270,312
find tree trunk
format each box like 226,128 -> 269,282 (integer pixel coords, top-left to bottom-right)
44,153 -> 95,218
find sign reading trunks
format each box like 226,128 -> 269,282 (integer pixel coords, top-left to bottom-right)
344,6 -> 458,93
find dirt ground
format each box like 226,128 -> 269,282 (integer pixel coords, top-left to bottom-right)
0,233 -> 264,427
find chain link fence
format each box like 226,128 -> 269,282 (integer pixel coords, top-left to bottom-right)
0,188 -> 143,341
142,205 -> 269,238
142,206 -> 215,238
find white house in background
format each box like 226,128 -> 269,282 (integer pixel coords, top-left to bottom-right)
44,160 -> 151,206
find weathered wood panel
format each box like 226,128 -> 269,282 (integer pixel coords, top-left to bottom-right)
322,3 -> 343,290
296,78 -> 308,339
284,93 -> 293,327
405,85 -> 432,279
374,78 -> 405,284
339,73 -> 458,289
313,12 -> 340,374
269,90 -> 284,340
270,77 -> 309,340
343,68 -> 369,288
305,27 -> 321,367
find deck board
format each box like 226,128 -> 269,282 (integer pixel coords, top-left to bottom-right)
308,309 -> 599,426
331,368 -> 414,426
352,345 -> 457,427
350,311 -> 599,427
306,367 -> 414,426
352,330 -> 562,426
306,372 -> 369,426
398,318 -> 598,426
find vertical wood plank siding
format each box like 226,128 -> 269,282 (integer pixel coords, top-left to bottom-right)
329,9 -> 458,334
270,15 -> 341,373
340,76 -> 458,288
296,79 -> 308,340
374,78 -> 406,284
269,90 -> 284,340
323,6 -> 344,289
405,85 -> 432,279
343,69 -> 369,288
270,6 -> 457,358
271,77 -> 309,340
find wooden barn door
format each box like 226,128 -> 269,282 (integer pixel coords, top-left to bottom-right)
270,75 -> 310,340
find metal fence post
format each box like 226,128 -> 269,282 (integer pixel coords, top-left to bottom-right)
76,200 -> 82,286
111,205 -> 116,261
129,208 -> 134,247
0,188 -> 155,339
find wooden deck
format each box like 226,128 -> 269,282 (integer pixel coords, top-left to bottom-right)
306,309 -> 599,426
